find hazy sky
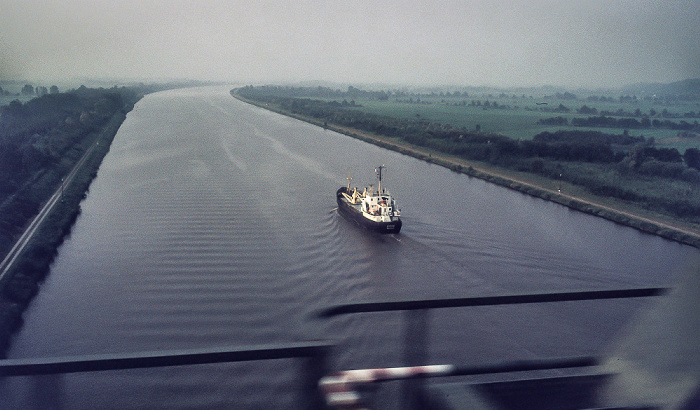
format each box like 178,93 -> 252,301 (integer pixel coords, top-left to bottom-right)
1,0 -> 699,88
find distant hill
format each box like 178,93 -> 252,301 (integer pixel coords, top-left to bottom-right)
621,79 -> 700,97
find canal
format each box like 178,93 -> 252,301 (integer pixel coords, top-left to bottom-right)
1,86 -> 696,408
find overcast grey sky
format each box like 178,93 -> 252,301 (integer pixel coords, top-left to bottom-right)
1,0 -> 698,89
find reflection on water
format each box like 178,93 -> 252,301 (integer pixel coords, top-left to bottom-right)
1,86 -> 696,408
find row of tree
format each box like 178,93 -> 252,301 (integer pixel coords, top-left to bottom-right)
0,86 -> 141,257
537,115 -> 700,131
577,105 -> 698,118
0,82 -> 199,355
0,84 -> 60,97
236,85 -> 390,101
239,88 -> 636,165
237,86 -> 700,220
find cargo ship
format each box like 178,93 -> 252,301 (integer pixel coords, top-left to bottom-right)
336,166 -> 402,234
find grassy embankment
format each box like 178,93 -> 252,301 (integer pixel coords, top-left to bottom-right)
232,89 -> 700,249
0,107 -> 132,356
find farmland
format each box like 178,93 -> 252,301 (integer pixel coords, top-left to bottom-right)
347,95 -> 700,151
234,83 -> 700,245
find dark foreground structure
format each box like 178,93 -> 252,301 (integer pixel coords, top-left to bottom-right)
419,273 -> 700,410
1,271 -> 697,409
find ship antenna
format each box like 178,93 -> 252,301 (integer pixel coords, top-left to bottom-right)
375,165 -> 384,193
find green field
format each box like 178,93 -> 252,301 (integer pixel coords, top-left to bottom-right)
235,86 -> 700,240
333,97 -> 700,152
0,95 -> 34,107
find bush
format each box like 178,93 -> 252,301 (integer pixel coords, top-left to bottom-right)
3,274 -> 38,304
590,184 -> 639,201
530,158 -> 545,173
637,159 -> 686,178
680,168 -> 700,183
0,302 -> 23,353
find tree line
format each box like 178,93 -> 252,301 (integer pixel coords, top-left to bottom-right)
0,84 -> 60,97
0,86 -> 141,259
0,82 -> 209,355
237,86 -> 700,221
538,115 -> 700,131
237,85 -> 390,101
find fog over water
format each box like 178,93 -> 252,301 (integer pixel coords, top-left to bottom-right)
1,0 -> 699,88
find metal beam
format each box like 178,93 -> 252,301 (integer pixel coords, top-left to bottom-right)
0,341 -> 333,377
451,355 -> 599,376
317,287 -> 668,317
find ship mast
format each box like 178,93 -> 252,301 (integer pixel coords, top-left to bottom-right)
375,165 -> 384,194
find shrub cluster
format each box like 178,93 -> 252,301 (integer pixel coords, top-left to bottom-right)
0,88 -> 140,356
236,86 -> 700,224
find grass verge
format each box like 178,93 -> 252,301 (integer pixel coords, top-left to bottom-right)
232,90 -> 700,249
0,109 -> 129,357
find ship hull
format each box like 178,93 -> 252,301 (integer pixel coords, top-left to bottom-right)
336,187 -> 402,234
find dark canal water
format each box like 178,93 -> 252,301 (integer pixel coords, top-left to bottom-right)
1,86 -> 696,408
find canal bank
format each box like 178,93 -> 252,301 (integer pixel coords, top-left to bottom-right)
232,90 -> 700,249
1,87 -> 694,408
0,108 -> 133,356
